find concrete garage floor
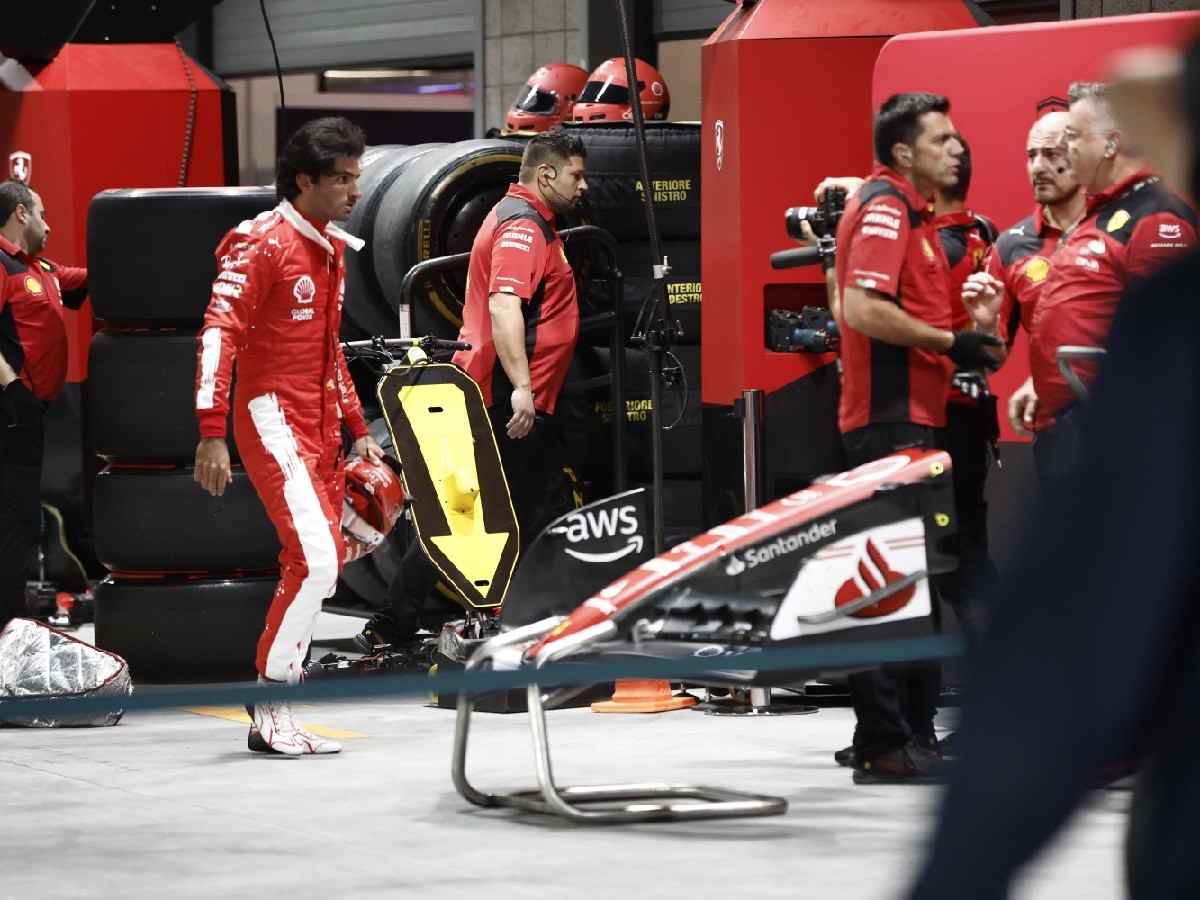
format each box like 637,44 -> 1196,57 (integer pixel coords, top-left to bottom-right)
2,614 -> 1128,900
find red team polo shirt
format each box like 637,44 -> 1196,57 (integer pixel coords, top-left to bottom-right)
836,166 -> 954,433
453,184 -> 579,415
984,205 -> 1064,345
0,234 -> 88,402
1029,172 -> 1196,429
935,210 -> 996,407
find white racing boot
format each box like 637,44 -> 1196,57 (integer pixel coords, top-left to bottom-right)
248,697 -> 342,756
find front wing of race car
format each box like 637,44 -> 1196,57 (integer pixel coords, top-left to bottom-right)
452,449 -> 956,824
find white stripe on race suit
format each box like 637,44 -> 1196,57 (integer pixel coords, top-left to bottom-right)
196,327 -> 222,410
248,393 -> 340,684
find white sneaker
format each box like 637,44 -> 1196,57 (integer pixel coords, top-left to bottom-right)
249,699 -> 341,756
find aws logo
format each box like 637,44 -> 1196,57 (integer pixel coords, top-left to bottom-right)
558,505 -> 643,564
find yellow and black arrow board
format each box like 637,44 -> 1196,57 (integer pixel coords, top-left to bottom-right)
378,362 -> 519,609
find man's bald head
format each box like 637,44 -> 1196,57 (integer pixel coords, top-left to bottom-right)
1026,111 -> 1080,206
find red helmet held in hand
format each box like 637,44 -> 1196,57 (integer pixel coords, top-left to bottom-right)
572,57 -> 670,123
506,63 -> 589,133
342,457 -> 405,563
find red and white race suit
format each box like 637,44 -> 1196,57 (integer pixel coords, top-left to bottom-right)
195,200 -> 368,683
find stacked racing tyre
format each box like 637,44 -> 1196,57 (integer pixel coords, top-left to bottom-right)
506,123 -> 702,345
369,139 -> 525,339
340,143 -> 444,342
87,187 -> 283,680
509,124 -> 703,527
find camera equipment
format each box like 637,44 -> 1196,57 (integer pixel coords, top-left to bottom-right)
767,306 -> 839,353
772,187 -> 846,271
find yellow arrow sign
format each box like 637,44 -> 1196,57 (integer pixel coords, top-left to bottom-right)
399,381 -> 512,595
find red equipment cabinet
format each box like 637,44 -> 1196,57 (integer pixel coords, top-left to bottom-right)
699,0 -> 983,522
0,43 -> 236,383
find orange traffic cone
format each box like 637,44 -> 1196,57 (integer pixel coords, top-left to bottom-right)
591,679 -> 697,714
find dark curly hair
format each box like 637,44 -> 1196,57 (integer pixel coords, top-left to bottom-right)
275,117 -> 366,202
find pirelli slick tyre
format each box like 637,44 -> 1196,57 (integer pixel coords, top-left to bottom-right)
563,345 -> 702,482
372,139 -> 525,338
88,329 -> 239,462
93,466 -> 279,574
87,187 -> 276,326
94,576 -> 275,680
341,143 -> 444,341
508,123 -> 700,241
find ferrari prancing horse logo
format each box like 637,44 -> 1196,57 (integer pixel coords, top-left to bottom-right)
8,151 -> 31,184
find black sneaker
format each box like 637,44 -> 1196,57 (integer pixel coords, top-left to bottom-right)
852,742 -> 949,784
353,613 -> 407,655
834,745 -> 857,768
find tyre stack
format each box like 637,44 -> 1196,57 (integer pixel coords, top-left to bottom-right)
340,139 -> 527,344
547,123 -> 704,540
87,188 -> 283,680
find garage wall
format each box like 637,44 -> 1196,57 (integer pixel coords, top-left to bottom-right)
654,0 -> 730,37
212,0 -> 476,76
481,0 -> 588,134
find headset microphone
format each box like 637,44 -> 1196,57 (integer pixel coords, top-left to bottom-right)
541,166 -> 574,209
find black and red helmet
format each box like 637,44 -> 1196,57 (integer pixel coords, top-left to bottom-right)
572,57 -> 670,123
505,63 -> 590,133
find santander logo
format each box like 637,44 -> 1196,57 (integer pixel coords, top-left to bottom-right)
834,538 -> 915,618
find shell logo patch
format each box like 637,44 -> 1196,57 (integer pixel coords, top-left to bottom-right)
1023,257 -> 1050,284
293,275 -> 316,304
1107,210 -> 1131,233
24,276 -> 42,295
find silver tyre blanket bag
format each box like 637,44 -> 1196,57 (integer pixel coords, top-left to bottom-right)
0,618 -> 133,727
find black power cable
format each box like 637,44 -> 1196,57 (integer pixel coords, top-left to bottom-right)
614,0 -> 673,553
260,0 -> 287,111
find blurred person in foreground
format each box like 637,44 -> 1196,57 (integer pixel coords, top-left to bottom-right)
908,42 -> 1200,900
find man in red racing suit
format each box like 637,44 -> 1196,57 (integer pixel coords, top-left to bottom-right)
194,118 -> 383,755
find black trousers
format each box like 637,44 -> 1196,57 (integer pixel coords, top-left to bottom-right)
842,422 -> 945,757
0,382 -> 44,631
939,399 -> 999,641
1032,403 -> 1084,493
387,404 -> 573,633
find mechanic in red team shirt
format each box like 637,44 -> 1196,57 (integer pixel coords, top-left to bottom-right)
930,138 -> 1001,625
193,118 -> 384,755
969,83 -> 1196,486
355,129 -> 588,655
834,93 -> 1003,784
974,110 -> 1085,436
0,180 -> 87,631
